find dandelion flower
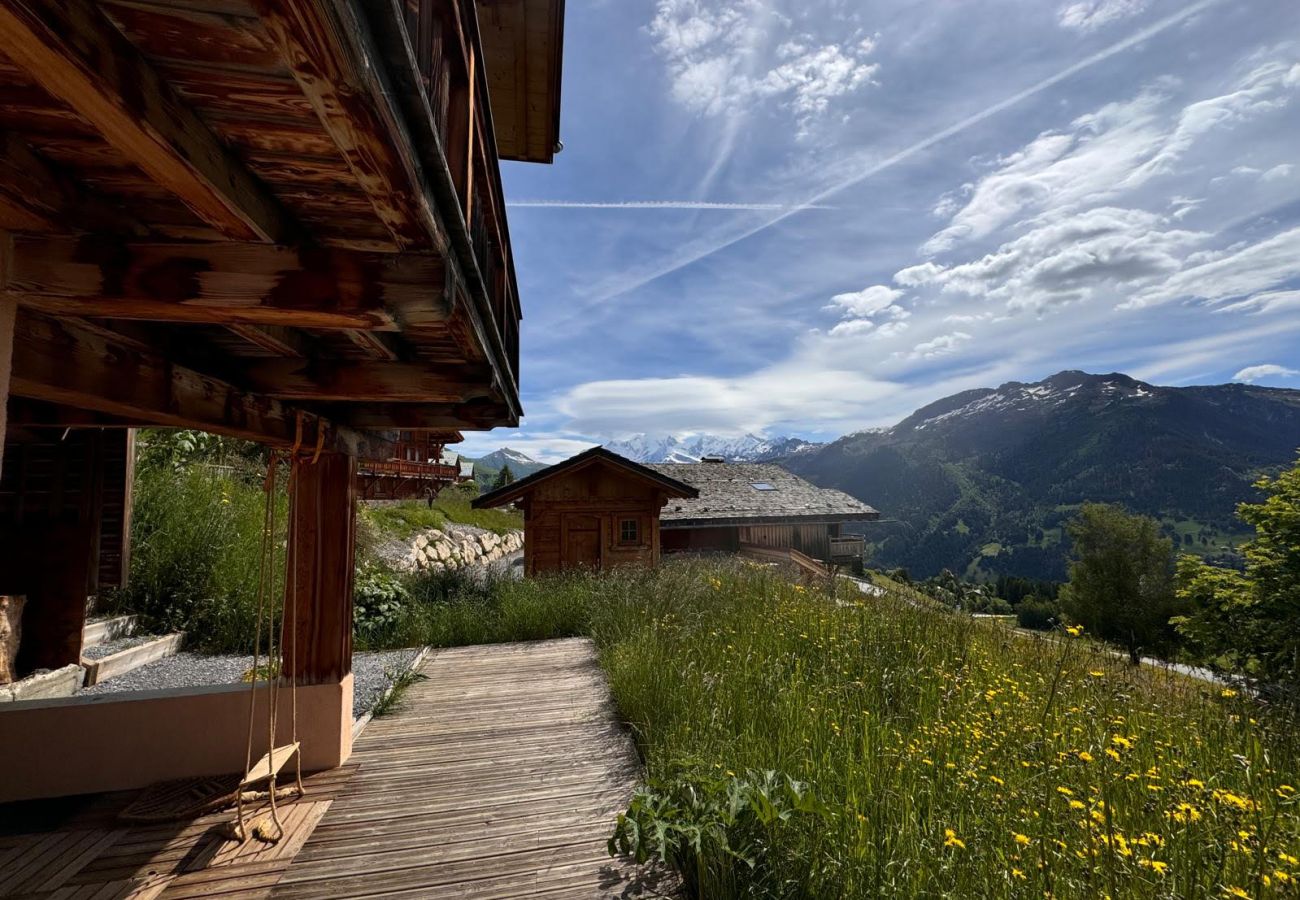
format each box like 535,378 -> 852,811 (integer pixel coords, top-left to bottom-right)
1014,833 -> 1031,846
943,828 -> 966,850
1066,625 -> 1083,637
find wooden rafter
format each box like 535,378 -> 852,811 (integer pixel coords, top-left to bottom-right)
226,323 -> 311,358
331,400 -> 511,430
0,0 -> 290,242
241,359 -> 494,403
2,235 -> 456,331
250,0 -> 443,252
8,311 -> 391,458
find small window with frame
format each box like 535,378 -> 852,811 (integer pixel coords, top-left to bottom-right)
619,517 -> 640,545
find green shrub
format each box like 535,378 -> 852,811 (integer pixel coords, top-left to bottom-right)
1015,595 -> 1059,630
352,563 -> 410,646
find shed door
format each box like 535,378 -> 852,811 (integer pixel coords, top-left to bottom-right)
562,514 -> 602,571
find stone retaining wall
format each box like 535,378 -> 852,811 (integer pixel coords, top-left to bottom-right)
394,525 -> 524,573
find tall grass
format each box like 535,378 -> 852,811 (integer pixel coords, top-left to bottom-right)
360,492 -> 522,539
102,462 -> 285,652
411,558 -> 1300,898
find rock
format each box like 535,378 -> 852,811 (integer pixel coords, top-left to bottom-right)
9,664 -> 83,701
414,534 -> 429,550
0,595 -> 23,685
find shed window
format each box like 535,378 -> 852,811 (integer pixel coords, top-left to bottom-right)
750,482 -> 777,491
619,518 -> 640,544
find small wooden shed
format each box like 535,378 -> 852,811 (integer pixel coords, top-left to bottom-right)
473,447 -> 698,575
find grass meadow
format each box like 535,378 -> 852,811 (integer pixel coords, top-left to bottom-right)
412,558 -> 1300,899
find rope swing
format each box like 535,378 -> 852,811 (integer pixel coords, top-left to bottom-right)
232,416 -> 321,843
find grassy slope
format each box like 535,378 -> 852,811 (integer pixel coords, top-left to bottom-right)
409,559 -> 1300,898
359,495 -> 522,539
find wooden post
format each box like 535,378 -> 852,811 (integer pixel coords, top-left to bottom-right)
286,452 -> 356,683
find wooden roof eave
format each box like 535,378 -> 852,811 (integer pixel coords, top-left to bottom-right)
362,0 -> 524,417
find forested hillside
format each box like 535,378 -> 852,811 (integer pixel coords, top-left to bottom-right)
784,371 -> 1300,580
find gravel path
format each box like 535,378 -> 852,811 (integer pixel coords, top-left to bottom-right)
78,648 -> 423,718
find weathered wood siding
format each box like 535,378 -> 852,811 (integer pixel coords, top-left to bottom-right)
662,522 -> 840,560
521,461 -> 665,575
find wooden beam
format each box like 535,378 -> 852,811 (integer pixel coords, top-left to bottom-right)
8,311 -> 391,458
0,0 -> 290,242
3,236 -> 454,330
331,400 -> 512,430
0,132 -> 144,234
251,0 -> 443,252
285,451 -> 355,683
5,397 -> 141,428
240,359 -> 494,403
342,329 -> 401,361
227,324 -> 311,358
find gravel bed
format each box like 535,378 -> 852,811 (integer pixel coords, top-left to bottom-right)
78,648 -> 423,719
80,634 -> 160,660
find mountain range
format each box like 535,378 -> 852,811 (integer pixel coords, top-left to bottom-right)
783,371 -> 1300,581
603,432 -> 820,463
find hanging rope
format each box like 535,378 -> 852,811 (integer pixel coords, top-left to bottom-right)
231,414 -> 334,843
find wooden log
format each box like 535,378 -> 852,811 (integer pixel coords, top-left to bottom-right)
8,311 -> 392,459
3,236 -> 456,331
285,452 -> 356,683
0,0 -> 290,242
241,359 -> 494,403
250,0 -> 444,252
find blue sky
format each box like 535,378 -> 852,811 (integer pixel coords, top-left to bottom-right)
460,0 -> 1300,460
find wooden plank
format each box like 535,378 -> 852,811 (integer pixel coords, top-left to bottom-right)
240,359 -> 493,403
80,632 -> 184,686
0,289 -> 13,476
3,236 -> 451,331
249,0 -> 443,252
0,0 -> 290,242
7,310 -> 390,459
225,324 -> 310,358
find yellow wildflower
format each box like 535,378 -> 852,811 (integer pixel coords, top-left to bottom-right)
944,828 -> 966,850
1089,670 -> 1105,678
1078,751 -> 1094,763
1221,688 -> 1238,698
1066,625 -> 1083,637
1014,833 -> 1031,846
1223,887 -> 1251,900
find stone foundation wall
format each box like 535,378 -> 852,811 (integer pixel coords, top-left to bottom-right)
392,525 -> 524,573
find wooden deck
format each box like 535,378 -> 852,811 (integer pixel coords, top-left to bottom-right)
271,638 -> 671,899
0,638 -> 670,899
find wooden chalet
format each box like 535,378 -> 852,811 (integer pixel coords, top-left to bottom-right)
0,0 -> 565,803
355,430 -> 471,500
648,459 -> 879,564
473,446 -> 698,575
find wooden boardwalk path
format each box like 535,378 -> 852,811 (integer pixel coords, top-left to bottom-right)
271,638 -> 671,899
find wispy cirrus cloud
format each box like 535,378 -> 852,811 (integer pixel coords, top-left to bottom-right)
1234,363 -> 1300,383
1057,0 -> 1148,33
509,199 -> 833,211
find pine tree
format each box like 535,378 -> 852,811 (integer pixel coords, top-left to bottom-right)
491,464 -> 515,491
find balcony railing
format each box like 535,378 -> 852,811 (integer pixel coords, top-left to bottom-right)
400,0 -> 522,387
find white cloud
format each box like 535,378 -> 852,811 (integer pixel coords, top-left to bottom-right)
1217,289 -> 1300,315
556,365 -> 898,435
910,331 -> 972,359
913,207 -> 1207,313
647,0 -> 878,131
1125,226 -> 1300,309
921,61 -> 1296,256
1261,163 -> 1295,181
1233,363 -> 1300,383
826,284 -> 903,317
1057,0 -> 1147,32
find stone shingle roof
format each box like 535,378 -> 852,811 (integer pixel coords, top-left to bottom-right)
646,462 -> 878,527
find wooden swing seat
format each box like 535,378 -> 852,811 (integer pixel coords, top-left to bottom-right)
241,742 -> 300,788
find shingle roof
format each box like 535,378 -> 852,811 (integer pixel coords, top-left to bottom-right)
646,462 -> 879,527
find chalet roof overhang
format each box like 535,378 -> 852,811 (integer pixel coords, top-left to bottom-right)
0,0 -> 553,454
473,446 -> 700,509
476,0 -> 566,163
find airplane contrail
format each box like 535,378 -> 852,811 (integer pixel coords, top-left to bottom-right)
509,200 -> 834,211
577,0 -> 1220,307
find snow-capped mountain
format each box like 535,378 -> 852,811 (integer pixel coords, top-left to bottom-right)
603,433 -> 821,463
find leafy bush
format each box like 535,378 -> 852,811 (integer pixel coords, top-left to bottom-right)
352,563 -> 410,645
609,769 -> 827,898
1015,595 -> 1059,630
